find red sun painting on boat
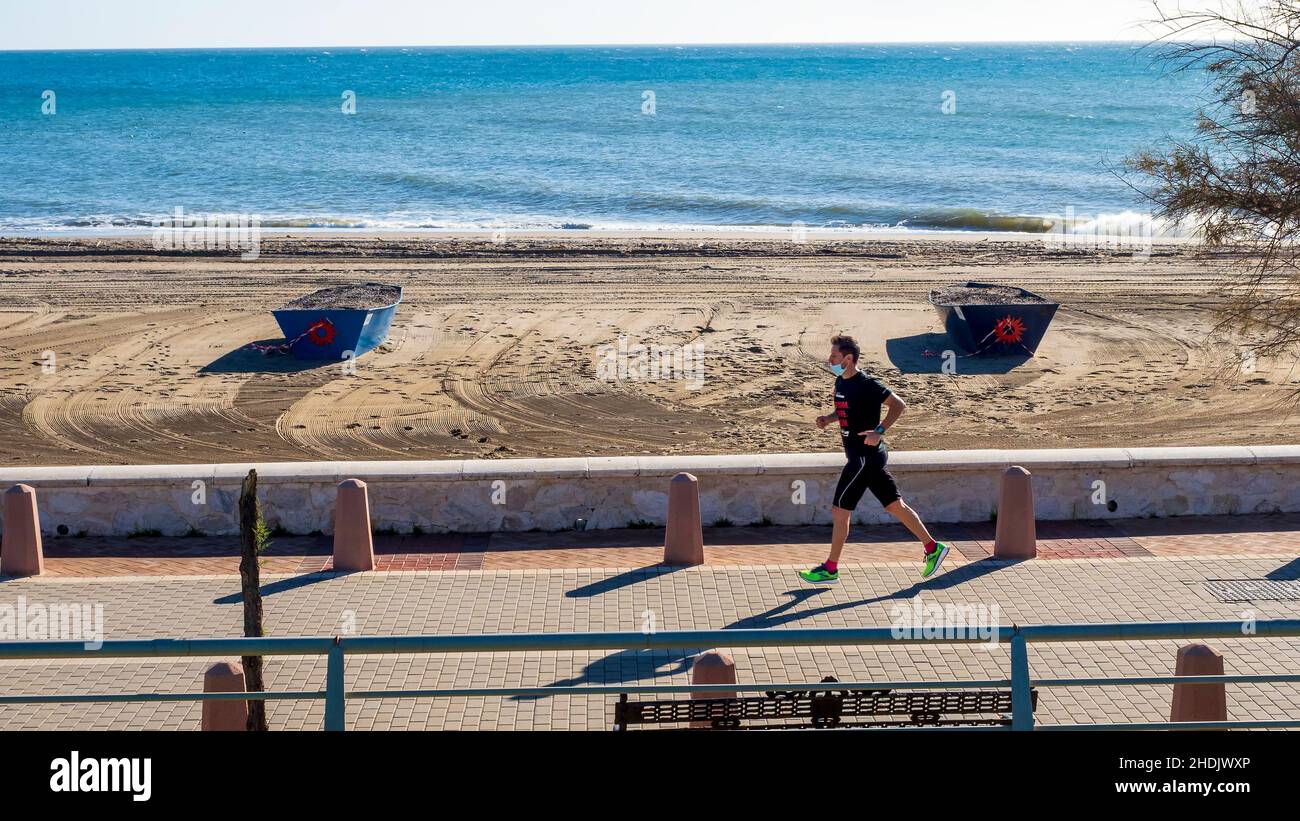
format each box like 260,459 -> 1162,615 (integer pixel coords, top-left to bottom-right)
307,318 -> 337,346
992,315 -> 1027,344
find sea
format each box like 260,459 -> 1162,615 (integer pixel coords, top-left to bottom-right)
0,43 -> 1208,235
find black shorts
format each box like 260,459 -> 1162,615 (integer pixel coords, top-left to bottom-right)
832,449 -> 901,511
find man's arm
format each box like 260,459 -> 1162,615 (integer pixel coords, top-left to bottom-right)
879,393 -> 907,432
860,393 -> 907,444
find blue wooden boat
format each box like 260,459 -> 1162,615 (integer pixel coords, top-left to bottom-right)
928,281 -> 1058,355
272,284 -> 402,360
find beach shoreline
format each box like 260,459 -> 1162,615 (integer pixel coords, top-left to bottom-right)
0,234 -> 1292,467
1,228 -> 1198,242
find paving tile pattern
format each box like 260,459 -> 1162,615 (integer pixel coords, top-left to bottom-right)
1,549 -> 1297,730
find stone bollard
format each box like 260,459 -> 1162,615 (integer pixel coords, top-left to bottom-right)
1170,643 -> 1227,726
993,465 -> 1037,559
663,472 -> 704,566
1,484 -> 45,577
332,478 -> 376,572
690,650 -> 737,729
201,661 -> 249,731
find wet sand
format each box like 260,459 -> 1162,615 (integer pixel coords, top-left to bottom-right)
0,234 -> 1295,467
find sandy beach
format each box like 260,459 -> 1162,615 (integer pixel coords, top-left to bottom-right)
0,233 -> 1295,467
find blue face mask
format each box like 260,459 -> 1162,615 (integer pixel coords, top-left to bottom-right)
830,362 -> 846,377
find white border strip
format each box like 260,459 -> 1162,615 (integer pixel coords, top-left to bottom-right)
0,445 -> 1295,487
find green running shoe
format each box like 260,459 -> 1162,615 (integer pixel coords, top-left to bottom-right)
921,542 -> 950,579
798,563 -> 839,584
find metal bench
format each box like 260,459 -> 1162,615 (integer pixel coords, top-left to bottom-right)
614,676 -> 1039,730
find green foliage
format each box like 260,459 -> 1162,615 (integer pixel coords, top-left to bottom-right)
1129,5 -> 1300,369
255,518 -> 272,554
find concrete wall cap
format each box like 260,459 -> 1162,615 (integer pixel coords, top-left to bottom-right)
462,458 -> 587,480
0,466 -> 94,487
1246,445 -> 1300,464
87,464 -> 219,486
637,454 -> 763,477
4,445 -> 1298,488
1124,446 -> 1257,467
891,450 -> 1012,471
758,453 -> 844,474
997,448 -> 1133,470
209,462 -> 342,483
584,456 -> 642,478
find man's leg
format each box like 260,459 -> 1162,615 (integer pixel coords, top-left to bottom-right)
883,499 -> 934,548
871,458 -> 949,578
827,505 -> 852,565
884,498 -> 949,578
799,459 -> 867,583
799,505 -> 853,583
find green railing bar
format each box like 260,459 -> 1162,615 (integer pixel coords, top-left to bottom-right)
324,643 -> 346,732
0,691 -> 321,705
0,637 -> 336,660
2,620 -> 1297,661
3,672 -> 1294,706
1034,673 -> 1300,687
1016,620 -> 1300,643
2,619 -> 1299,731
1010,633 -> 1034,730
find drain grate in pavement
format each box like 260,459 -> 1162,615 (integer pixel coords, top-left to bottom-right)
1204,579 -> 1300,603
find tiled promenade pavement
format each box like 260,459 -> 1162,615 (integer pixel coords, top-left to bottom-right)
0,514 -> 1297,730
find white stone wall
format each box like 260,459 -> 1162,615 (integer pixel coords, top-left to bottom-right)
1,446 -> 1297,538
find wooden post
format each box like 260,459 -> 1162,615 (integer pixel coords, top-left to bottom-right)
238,469 -> 268,731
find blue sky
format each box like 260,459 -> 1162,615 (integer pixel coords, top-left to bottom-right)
1,0 -> 1196,50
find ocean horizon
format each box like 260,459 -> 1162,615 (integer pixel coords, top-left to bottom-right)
1,43 -> 1205,235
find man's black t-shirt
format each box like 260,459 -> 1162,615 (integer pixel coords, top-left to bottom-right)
835,372 -> 892,456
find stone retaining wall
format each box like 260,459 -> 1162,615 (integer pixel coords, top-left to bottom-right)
1,446 -> 1296,538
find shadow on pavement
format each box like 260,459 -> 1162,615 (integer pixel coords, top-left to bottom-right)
566,564 -> 690,598
213,570 -> 354,603
527,557 -> 1021,698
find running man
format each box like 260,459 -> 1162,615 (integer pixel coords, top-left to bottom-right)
799,335 -> 950,583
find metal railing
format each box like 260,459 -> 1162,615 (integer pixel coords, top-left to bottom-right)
1,619 -> 1298,730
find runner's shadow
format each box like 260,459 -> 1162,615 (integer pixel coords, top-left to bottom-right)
509,647 -> 704,701
734,557 -> 1022,628
523,558 -> 1020,698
